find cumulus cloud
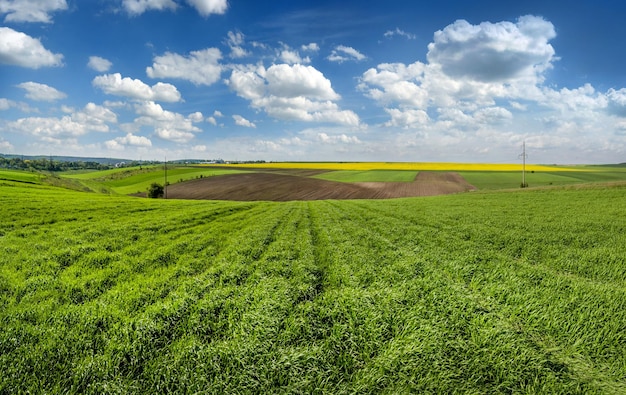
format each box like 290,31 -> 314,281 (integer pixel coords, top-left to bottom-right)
0,98 -> 37,113
6,103 -> 117,138
225,30 -> 249,58
105,133 -> 152,150
318,132 -> 360,144
279,47 -> 310,65
93,73 -> 181,102
384,108 -> 429,128
73,103 -> 118,128
606,88 -> 626,117
146,48 -> 222,85
0,98 -> 11,110
301,43 -> 320,52
0,0 -> 68,23
473,107 -> 513,124
0,27 -> 63,68
358,15 -> 569,140
122,0 -> 228,16
265,64 -> 339,100
233,114 -> 256,128
427,15 -> 556,82
227,63 -> 359,126
359,62 -> 428,108
122,0 -> 177,15
133,101 -> 202,143
88,56 -> 113,72
186,0 -> 228,16
17,82 -> 66,101
327,45 -> 366,63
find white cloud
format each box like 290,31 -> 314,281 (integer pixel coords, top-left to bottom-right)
154,128 -> 195,143
0,27 -> 63,68
226,30 -> 249,58
122,0 -> 228,16
0,98 -> 37,113
427,15 -> 556,82
279,48 -> 309,65
72,103 -> 118,129
206,109 -> 222,125
146,48 -> 222,85
233,114 -> 256,128
0,98 -> 11,110
17,82 -> 66,101
0,138 -> 13,150
360,62 -> 428,108
318,132 -> 360,144
228,63 -> 360,126
302,43 -> 320,52
133,101 -> 202,143
122,0 -> 177,15
266,64 -> 339,100
384,28 -> 416,40
327,45 -> 366,63
0,0 -> 68,23
88,56 -> 113,72
606,88 -> 626,117
473,107 -> 513,124
93,73 -> 182,102
105,133 -> 152,150
5,103 -> 116,140
185,0 -> 228,16
384,108 -> 429,128
8,115 -> 104,138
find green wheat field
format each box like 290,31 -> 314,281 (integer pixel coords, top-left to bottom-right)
1,166 -> 625,393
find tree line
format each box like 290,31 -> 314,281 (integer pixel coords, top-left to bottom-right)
0,157 -> 157,172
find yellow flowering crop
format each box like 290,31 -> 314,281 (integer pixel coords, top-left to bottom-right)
206,162 -> 582,172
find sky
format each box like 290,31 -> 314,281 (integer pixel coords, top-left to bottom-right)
1,0 -> 626,163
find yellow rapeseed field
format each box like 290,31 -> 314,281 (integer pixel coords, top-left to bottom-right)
208,162 -> 581,172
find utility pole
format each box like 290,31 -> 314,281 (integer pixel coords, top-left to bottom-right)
164,156 -> 168,199
519,141 -> 528,188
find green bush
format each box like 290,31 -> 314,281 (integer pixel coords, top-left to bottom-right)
147,182 -> 164,198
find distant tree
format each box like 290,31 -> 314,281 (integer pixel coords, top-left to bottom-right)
147,182 -> 164,198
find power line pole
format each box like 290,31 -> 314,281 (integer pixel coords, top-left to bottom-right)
519,141 -> 528,188
164,156 -> 168,199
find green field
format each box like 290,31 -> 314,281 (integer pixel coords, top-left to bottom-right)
61,166 -> 246,194
314,170 -> 418,182
0,169 -> 42,184
460,167 -> 626,189
1,173 -> 625,393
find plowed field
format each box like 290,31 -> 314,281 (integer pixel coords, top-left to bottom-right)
164,171 -> 476,201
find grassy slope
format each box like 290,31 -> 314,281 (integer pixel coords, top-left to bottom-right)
1,181 -> 625,393
0,169 -> 42,183
63,166 -> 246,195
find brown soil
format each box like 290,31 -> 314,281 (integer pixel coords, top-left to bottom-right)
161,171 -> 477,201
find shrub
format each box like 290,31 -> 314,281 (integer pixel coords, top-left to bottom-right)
147,182 -> 164,198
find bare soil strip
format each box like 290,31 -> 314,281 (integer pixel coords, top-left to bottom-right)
163,171 -> 477,201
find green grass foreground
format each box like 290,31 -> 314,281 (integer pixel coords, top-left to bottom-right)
1,180 -> 626,393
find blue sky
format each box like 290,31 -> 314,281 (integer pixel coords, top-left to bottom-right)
1,0 -> 626,163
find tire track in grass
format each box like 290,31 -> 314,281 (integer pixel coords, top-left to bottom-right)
138,202 -> 332,393
43,203 -> 282,392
